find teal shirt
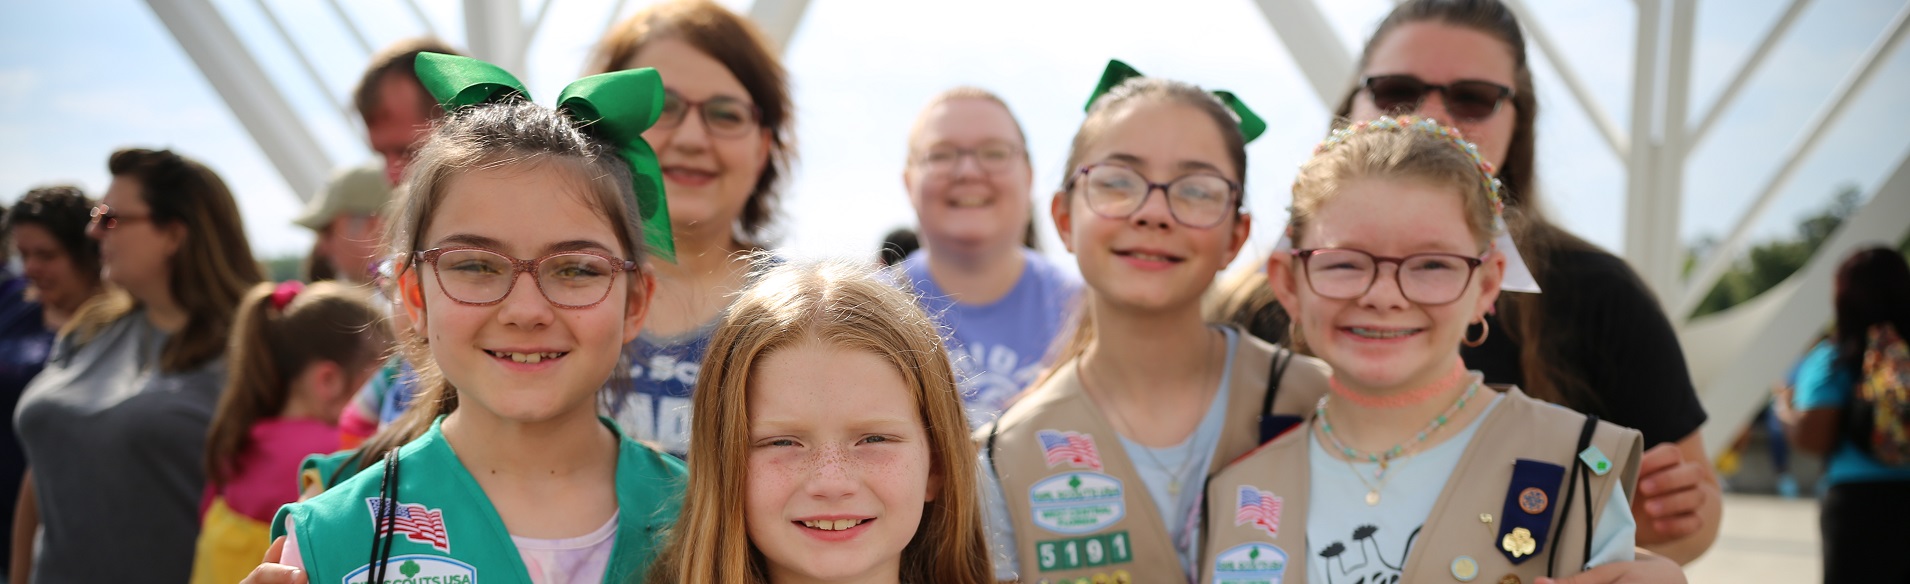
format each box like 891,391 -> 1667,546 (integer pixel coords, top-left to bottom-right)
1791,341 -> 1910,486
273,416 -> 686,584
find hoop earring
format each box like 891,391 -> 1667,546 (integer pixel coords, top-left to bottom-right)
1463,319 -> 1490,348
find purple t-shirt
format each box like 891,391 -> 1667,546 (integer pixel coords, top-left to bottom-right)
901,249 -> 1081,427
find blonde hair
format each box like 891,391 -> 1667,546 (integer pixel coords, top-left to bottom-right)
647,258 -> 991,584
1288,120 -> 1498,250
348,99 -> 651,471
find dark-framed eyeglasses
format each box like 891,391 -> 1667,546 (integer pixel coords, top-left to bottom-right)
1361,75 -> 1514,123
1291,248 -> 1486,305
1067,163 -> 1240,229
412,247 -> 638,309
655,89 -> 762,138
88,204 -> 151,231
913,142 -> 1024,176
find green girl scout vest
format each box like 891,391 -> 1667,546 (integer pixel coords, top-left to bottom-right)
1198,387 -> 1642,584
272,416 -> 686,584
981,329 -> 1330,583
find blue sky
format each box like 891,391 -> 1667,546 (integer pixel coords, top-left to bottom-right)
3,0 -> 1905,279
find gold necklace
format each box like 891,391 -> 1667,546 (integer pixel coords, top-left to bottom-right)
1081,329 -> 1218,497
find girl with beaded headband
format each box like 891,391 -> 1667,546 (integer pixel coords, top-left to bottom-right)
977,60 -> 1334,584
1198,116 -> 1650,584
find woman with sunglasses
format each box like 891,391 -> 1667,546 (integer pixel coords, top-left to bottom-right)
584,0 -> 794,458
1312,0 -> 1719,564
13,148 -> 262,583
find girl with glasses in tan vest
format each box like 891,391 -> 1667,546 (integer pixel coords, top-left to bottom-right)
1198,117 -> 1671,584
978,65 -> 1332,584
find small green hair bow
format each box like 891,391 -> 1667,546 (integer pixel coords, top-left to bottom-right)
413,52 -> 675,262
1084,59 -> 1266,144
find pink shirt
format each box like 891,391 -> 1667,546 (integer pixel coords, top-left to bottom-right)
202,418 -> 340,521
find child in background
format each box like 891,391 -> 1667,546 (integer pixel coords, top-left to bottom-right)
191,281 -> 391,584
645,259 -> 993,584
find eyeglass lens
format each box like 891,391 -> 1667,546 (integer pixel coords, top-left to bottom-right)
1079,165 -> 1235,228
1365,75 -> 1509,122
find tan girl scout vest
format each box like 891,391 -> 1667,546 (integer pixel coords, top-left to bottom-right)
1198,387 -> 1643,584
982,329 -> 1331,584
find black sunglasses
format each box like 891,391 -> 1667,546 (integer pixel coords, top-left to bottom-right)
1361,75 -> 1514,122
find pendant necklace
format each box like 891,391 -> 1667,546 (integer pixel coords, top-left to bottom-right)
1082,329 -> 1218,497
1314,375 -> 1480,505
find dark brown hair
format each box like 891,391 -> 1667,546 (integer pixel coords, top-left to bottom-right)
71,149 -> 263,373
352,37 -> 462,126
6,185 -> 102,280
1331,0 -> 1604,408
587,0 -> 794,245
205,281 -> 392,488
1832,247 -> 1910,372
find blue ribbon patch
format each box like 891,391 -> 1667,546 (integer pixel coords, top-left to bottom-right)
1497,458 -> 1564,565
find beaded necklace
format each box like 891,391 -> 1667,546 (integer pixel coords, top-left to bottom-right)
1314,375 -> 1481,505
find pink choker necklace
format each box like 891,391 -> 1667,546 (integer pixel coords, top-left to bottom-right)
1330,360 -> 1471,408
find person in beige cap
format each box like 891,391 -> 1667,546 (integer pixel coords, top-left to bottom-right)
294,163 -> 389,283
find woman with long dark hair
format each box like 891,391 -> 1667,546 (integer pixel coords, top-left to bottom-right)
1780,246 -> 1910,583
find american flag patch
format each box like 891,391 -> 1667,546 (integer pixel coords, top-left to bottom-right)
1037,429 -> 1103,471
1235,485 -> 1282,538
366,498 -> 451,552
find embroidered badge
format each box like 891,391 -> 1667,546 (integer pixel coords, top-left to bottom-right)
341,554 -> 475,584
1029,472 -> 1125,534
1517,487 -> 1548,515
1212,542 -> 1288,584
366,497 -> 452,552
1579,445 -> 1613,476
1038,429 -> 1104,471
1234,485 -> 1284,538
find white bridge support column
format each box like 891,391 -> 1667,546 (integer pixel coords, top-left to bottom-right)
142,0 -> 335,201
1686,152 -> 1910,457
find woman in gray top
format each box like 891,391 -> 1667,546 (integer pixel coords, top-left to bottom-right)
12,148 -> 261,583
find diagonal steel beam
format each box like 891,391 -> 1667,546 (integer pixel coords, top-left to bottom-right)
1503,0 -> 1630,161
1688,0 -> 1813,150
1678,3 -> 1910,318
142,0 -> 334,200
747,0 -> 813,54
1249,0 -> 1355,110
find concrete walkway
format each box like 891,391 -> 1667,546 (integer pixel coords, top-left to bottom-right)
1683,494 -> 1821,583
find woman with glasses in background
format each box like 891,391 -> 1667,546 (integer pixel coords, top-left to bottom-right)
898,87 -> 1081,428
13,148 -> 261,583
1213,0 -> 1720,563
584,0 -> 795,458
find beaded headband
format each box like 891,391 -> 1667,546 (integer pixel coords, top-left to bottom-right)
1279,115 -> 1541,293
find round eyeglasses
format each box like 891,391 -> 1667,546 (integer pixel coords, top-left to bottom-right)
1291,248 -> 1486,305
413,247 -> 638,309
1068,163 -> 1240,228
654,90 -> 762,139
913,142 -> 1024,176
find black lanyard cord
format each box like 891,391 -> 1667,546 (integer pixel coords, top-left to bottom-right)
1547,414 -> 1600,576
367,447 -> 402,584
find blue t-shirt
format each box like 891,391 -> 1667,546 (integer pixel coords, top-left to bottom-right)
608,321 -> 714,458
1791,340 -> 1910,486
901,249 -> 1081,428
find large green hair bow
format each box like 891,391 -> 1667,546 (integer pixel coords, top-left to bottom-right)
1084,59 -> 1266,144
413,52 -> 676,262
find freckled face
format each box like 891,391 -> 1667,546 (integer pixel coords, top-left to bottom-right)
745,342 -> 937,584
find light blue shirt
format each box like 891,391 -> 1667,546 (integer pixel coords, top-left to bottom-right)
1791,340 -> 1910,486
1305,394 -> 1635,582
902,249 -> 1082,428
